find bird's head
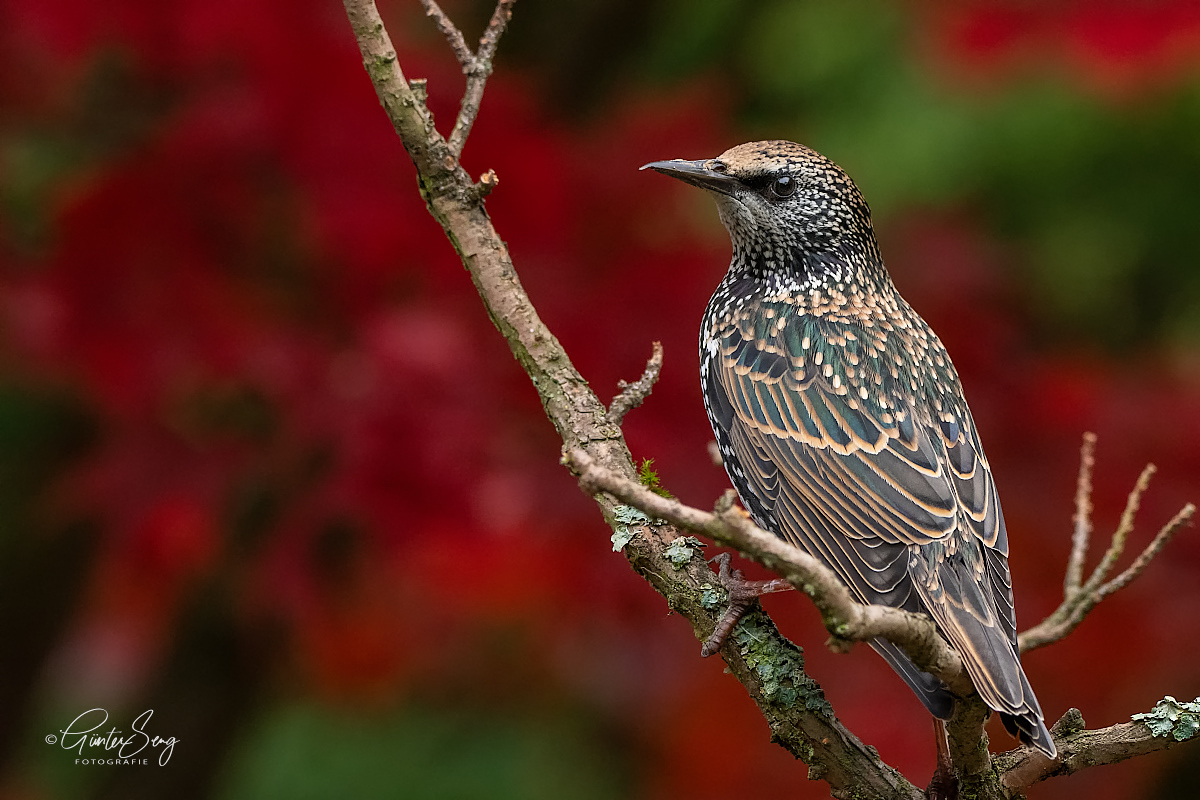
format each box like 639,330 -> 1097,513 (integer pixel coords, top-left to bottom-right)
643,140 -> 880,285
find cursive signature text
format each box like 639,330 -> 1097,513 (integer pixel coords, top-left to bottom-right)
52,709 -> 179,766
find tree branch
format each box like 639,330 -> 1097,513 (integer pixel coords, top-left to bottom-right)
342,3 -> 1199,797
1100,503 -> 1194,597
341,3 -> 924,796
996,703 -> 1200,790
565,448 -> 1001,789
1019,435 -> 1194,653
418,0 -> 473,66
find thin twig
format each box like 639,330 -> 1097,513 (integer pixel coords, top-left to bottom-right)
419,0 -> 473,65
1082,463 -> 1156,592
448,0 -> 515,155
1065,432 -> 1097,597
1020,456 -> 1192,653
476,0 -> 517,64
1099,503 -> 1195,598
565,448 -> 971,695
607,341 -> 664,424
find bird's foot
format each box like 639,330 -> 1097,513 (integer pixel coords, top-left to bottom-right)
700,553 -> 795,657
926,718 -> 959,800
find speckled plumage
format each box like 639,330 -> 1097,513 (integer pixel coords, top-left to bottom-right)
645,141 -> 1055,758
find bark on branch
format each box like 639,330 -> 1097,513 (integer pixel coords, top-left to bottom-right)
996,704 -> 1200,791
340,2 -> 1199,797
606,342 -> 664,424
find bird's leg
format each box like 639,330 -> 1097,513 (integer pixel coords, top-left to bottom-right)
700,552 -> 795,657
926,717 -> 959,800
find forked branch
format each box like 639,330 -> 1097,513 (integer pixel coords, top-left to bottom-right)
1020,433 -> 1195,653
419,0 -> 516,155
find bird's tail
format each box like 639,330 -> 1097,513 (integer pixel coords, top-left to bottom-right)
1000,693 -> 1056,757
912,548 -> 1058,759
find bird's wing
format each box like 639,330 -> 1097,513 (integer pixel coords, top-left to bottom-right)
708,312 -> 995,549
706,311 -> 1048,744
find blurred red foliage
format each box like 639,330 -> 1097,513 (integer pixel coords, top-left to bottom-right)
1,0 -> 1199,797
936,0 -> 1200,94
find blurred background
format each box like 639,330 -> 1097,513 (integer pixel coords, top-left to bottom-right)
1,0 -> 1200,797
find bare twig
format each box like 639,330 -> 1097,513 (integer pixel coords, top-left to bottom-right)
707,440 -> 723,466
419,0 -> 473,65
1100,503 -> 1195,598
606,342 -> 664,424
451,0 -> 515,153
476,0 -> 516,64
1065,432 -> 1097,596
419,0 -> 516,156
1083,463 -> 1156,592
1020,444 -> 1194,653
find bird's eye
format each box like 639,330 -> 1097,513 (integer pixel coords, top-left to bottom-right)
771,175 -> 796,199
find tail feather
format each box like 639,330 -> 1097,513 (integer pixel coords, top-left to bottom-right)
869,637 -> 955,719
1000,676 -> 1056,757
911,547 -> 1057,759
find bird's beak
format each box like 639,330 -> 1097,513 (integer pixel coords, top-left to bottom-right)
640,159 -> 738,196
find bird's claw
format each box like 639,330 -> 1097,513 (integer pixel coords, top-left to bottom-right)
700,552 -> 795,657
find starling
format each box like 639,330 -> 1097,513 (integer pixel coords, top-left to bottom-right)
643,141 -> 1055,759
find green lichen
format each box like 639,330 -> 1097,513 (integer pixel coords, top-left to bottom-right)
637,458 -> 674,498
699,583 -> 727,610
663,536 -> 705,569
611,528 -> 635,552
613,505 -> 652,526
1132,696 -> 1200,741
611,505 -> 653,552
733,613 -> 833,717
